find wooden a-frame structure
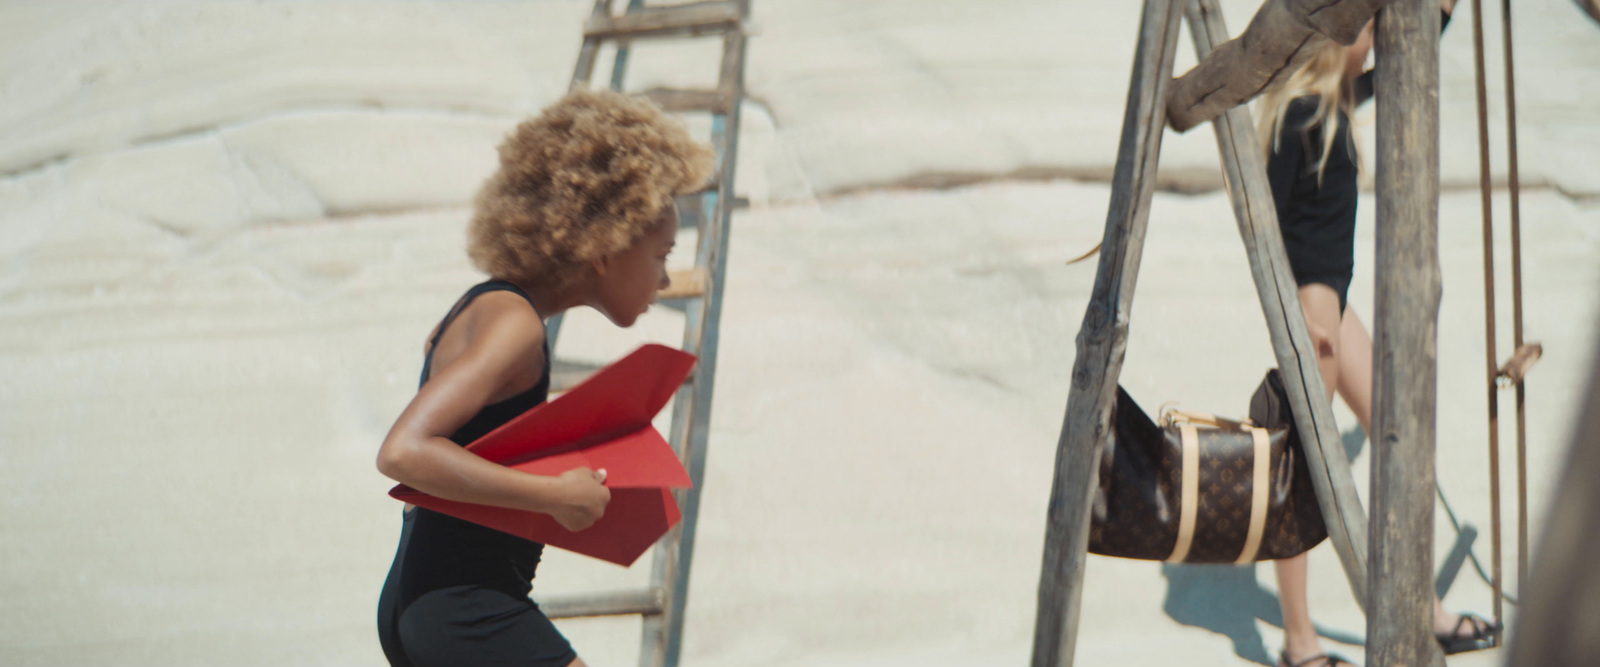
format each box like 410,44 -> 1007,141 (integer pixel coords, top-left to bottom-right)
1029,0 -> 1451,665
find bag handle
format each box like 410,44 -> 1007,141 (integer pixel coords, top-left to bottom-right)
1159,405 -> 1255,430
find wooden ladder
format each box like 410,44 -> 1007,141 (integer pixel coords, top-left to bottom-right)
1030,0 -> 1449,665
537,2 -> 751,666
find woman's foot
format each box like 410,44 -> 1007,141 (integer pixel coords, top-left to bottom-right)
1433,610 -> 1500,654
1278,649 -> 1355,667
1280,632 -> 1356,667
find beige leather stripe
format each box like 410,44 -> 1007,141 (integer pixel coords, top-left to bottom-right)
1167,424 -> 1201,563
1166,409 -> 1250,430
1235,426 -> 1272,564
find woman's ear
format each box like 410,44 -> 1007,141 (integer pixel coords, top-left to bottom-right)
590,256 -> 609,277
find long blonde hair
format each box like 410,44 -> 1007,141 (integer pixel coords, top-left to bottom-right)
1255,40 -> 1359,183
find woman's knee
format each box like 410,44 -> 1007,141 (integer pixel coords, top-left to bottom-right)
1298,284 -> 1344,356
1307,321 -> 1338,359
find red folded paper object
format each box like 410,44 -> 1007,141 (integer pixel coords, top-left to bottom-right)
390,344 -> 697,566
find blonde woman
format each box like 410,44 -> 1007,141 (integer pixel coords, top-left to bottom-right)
1257,3 -> 1498,666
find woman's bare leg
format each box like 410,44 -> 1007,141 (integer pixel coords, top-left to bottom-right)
1276,552 -> 1321,663
1336,309 -> 1373,434
1333,309 -> 1496,640
1277,285 -> 1345,665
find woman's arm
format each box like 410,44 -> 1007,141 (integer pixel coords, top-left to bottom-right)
1354,0 -> 1456,105
376,300 -> 610,531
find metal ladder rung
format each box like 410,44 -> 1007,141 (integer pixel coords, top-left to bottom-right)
585,1 -> 741,40
660,267 -> 711,300
551,360 -> 699,394
538,587 -> 665,619
642,86 -> 735,113
684,181 -> 749,207
676,194 -> 748,232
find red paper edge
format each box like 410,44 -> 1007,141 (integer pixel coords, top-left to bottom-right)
463,344 -> 696,463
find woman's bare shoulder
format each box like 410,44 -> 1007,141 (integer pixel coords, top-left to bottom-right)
427,290 -> 547,388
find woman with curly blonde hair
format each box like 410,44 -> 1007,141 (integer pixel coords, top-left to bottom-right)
1257,3 -> 1497,666
375,89 -> 712,667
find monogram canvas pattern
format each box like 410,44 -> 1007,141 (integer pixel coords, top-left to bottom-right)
1089,374 -> 1329,563
1177,426 -> 1260,562
1251,369 -> 1330,560
1089,387 -> 1180,559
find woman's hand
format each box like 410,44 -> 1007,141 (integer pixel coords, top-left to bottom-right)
550,468 -> 611,532
378,294 -> 613,521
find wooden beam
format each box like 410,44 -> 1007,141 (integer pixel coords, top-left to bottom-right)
550,359 -> 695,394
1184,0 -> 1371,608
1283,0 -> 1392,43
686,179 -> 723,197
1166,0 -> 1398,132
1368,1 -> 1447,665
660,268 -> 711,300
641,86 -> 735,113
1029,0 -> 1185,665
584,1 -> 740,41
538,588 -> 665,619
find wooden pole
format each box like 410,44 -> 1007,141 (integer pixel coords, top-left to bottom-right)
1576,0 -> 1600,25
1184,0 -> 1371,609
1369,0 -> 1446,664
1029,0 -> 1184,664
1504,302 -> 1600,667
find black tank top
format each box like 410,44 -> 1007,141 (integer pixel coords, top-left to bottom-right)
394,280 -> 551,610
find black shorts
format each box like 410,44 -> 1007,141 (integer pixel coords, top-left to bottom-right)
379,510 -> 576,667
1295,272 -> 1351,313
380,585 -> 576,667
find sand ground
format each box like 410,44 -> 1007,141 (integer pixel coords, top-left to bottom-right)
2,1 -> 1598,665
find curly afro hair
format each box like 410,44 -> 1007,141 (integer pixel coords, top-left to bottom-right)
468,89 -> 714,291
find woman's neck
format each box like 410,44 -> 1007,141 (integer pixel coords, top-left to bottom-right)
516,281 -> 586,321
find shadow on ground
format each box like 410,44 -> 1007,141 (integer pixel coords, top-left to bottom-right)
1160,561 -> 1366,666
1157,427 -> 1372,665
1158,426 -> 1489,665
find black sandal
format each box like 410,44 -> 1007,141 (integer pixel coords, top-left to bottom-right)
1278,650 -> 1356,667
1436,612 -> 1501,654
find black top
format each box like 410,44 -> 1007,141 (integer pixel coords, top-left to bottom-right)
1265,10 -> 1452,287
1267,95 -> 1361,285
394,280 -> 551,611
419,281 -> 551,446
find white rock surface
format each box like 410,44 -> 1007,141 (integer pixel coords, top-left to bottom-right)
2,1 -> 1597,665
